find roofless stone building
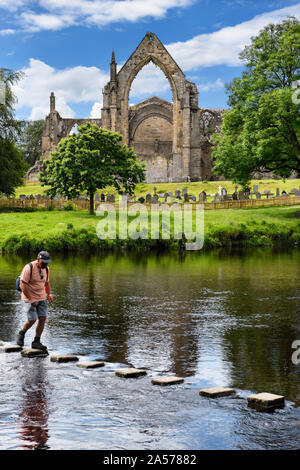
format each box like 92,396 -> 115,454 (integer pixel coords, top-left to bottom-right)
27,32 -> 223,183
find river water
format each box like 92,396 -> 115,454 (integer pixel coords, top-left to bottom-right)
0,249 -> 299,450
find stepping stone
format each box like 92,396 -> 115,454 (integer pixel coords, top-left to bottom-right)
115,368 -> 147,378
152,376 -> 184,386
77,361 -> 105,369
0,344 -> 22,353
50,354 -> 79,363
21,348 -> 48,357
199,386 -> 236,398
247,392 -> 285,410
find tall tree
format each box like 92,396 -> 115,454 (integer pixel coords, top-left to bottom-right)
0,68 -> 27,196
0,138 -> 27,196
212,17 -> 300,187
19,120 -> 44,166
0,68 -> 24,141
40,122 -> 146,214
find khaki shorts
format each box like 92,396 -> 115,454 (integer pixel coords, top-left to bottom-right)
25,300 -> 48,322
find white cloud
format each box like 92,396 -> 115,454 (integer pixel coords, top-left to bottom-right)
0,0 -> 27,12
20,11 -> 76,32
198,78 -> 225,92
166,3 -> 300,69
129,62 -> 171,98
12,58 -> 109,119
0,0 -> 194,32
12,59 -> 173,120
90,101 -> 102,118
0,29 -> 16,35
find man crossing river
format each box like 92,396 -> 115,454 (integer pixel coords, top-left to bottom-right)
17,251 -> 53,351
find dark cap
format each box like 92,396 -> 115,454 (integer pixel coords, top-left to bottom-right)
37,251 -> 52,263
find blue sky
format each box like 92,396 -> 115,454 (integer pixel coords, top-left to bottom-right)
0,0 -> 299,121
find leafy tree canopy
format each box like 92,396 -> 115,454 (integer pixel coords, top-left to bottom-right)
213,17 -> 300,187
40,122 -> 146,214
0,68 -> 28,195
19,120 -> 44,166
0,68 -> 24,141
0,137 -> 27,196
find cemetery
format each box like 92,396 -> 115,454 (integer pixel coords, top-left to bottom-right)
1,183 -> 300,212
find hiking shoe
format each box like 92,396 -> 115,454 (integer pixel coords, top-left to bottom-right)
31,340 -> 47,351
16,331 -> 25,347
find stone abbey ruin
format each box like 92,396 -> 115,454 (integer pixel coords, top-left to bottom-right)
27,32 -> 224,183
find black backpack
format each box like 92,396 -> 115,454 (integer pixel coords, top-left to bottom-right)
16,263 -> 48,292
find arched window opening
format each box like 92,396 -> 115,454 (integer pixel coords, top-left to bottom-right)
69,123 -> 79,135
128,62 -> 174,183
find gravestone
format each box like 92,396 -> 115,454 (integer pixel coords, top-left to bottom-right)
146,193 -> 152,204
276,188 -> 280,197
151,194 -> 159,204
175,189 -> 181,199
100,193 -> 105,202
256,191 -> 261,199
232,192 -> 238,200
106,193 -> 115,203
253,185 -> 259,193
182,187 -> 188,196
238,191 -> 246,200
183,193 -> 189,203
166,196 -> 172,203
138,197 -> 145,203
19,195 -> 26,199
94,193 -> 100,202
191,196 -> 196,202
199,191 -> 207,202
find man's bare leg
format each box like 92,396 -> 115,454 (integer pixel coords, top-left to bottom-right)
35,316 -> 46,338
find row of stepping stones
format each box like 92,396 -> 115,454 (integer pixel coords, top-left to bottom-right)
0,344 -> 285,411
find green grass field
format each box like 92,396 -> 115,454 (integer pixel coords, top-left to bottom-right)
17,178 -> 300,200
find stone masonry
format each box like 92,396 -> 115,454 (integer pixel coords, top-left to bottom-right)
27,32 -> 224,183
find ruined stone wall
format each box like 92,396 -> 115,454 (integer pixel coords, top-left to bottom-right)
27,33 -> 225,183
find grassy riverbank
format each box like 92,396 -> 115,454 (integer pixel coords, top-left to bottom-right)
1,204 -> 300,254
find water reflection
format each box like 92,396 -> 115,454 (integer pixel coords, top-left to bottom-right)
0,248 -> 299,449
19,360 -> 50,450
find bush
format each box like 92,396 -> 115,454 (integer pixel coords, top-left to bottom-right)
63,203 -> 74,211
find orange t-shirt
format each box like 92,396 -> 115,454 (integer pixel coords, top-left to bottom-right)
20,260 -> 50,303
